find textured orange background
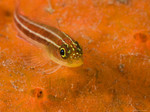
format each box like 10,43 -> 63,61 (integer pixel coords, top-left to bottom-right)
0,0 -> 150,111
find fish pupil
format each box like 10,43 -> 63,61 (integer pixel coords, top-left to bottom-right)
60,49 -> 64,55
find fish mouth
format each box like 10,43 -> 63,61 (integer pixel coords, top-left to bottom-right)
66,57 -> 83,67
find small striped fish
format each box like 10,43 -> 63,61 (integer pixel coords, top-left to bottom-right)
14,9 -> 83,67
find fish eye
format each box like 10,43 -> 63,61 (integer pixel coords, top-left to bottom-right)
60,48 -> 67,58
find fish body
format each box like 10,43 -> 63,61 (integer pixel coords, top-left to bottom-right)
14,10 -> 83,67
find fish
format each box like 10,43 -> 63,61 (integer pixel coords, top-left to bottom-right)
13,8 -> 83,67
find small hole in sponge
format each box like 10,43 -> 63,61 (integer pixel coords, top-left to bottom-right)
4,10 -> 11,17
134,33 -> 148,43
31,88 -> 43,98
37,91 -> 43,98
